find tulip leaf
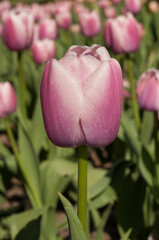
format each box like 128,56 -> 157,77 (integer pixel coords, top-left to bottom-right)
3,208 -> 43,239
58,192 -> 87,240
138,146 -> 155,187
91,186 -> 117,209
18,124 -> 42,207
121,113 -> 141,155
140,111 -> 154,145
29,96 -> 46,154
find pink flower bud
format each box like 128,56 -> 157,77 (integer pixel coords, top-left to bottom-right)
39,18 -> 57,40
2,9 -> 34,51
136,69 -> 159,111
31,39 -> 56,65
40,45 -> 123,148
125,0 -> 142,13
55,11 -> 72,29
0,82 -> 17,118
78,10 -> 101,37
105,13 -> 141,54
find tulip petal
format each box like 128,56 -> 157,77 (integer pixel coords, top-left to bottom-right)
79,60 -> 123,147
40,59 -> 83,147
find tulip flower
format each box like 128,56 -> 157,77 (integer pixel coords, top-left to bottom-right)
39,18 -> 57,40
0,82 -> 17,118
31,39 -> 56,65
105,13 -> 141,54
2,9 -> 34,51
55,11 -> 72,29
136,69 -> 159,112
104,7 -> 117,18
78,10 -> 101,37
125,0 -> 142,13
40,45 -> 123,148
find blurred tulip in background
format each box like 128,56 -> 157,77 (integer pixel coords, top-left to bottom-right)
78,10 -> 101,37
105,13 -> 141,54
136,69 -> 159,111
55,11 -> 72,29
31,39 -> 56,65
39,18 -> 57,40
0,82 -> 17,118
125,0 -> 142,13
2,9 -> 34,51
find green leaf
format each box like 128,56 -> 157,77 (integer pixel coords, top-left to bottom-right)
91,186 -> 117,209
3,208 -> 43,239
140,111 -> 154,145
121,113 -> 141,155
89,176 -> 110,199
18,124 -> 42,207
29,97 -> 46,155
138,146 -> 155,187
95,205 -> 112,240
58,192 -> 87,240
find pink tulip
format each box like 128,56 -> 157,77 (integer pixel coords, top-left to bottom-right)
31,39 -> 56,65
78,10 -> 101,37
40,45 -> 123,148
0,82 -> 17,118
2,9 -> 34,51
136,69 -> 159,112
39,18 -> 57,40
55,11 -> 72,29
105,13 -> 141,54
0,0 -> 10,16
98,0 -> 112,8
104,6 -> 117,18
125,0 -> 141,13
112,0 -> 121,5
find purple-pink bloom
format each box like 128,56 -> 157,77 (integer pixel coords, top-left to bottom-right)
105,13 -> 141,54
40,45 -> 123,148
136,69 -> 159,112
78,10 -> 101,37
2,9 -> 34,51
31,39 -> 56,65
0,82 -> 17,118
39,18 -> 57,40
125,0 -> 142,13
55,11 -> 72,29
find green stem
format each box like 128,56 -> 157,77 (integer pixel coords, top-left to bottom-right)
77,146 -> 87,237
127,57 -> 141,132
18,51 -> 27,119
154,112 -> 159,163
4,117 -> 42,207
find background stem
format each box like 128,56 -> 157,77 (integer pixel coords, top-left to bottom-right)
18,51 -> 27,119
77,146 -> 87,237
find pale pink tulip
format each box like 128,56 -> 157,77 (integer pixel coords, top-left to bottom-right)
104,6 -> 116,18
112,0 -> 121,4
40,45 -> 123,148
0,82 -> 17,118
105,13 -> 141,54
55,11 -> 72,29
125,0 -> 142,13
78,10 -> 101,37
136,69 -> 159,111
2,9 -> 34,51
148,1 -> 159,13
39,18 -> 57,40
32,39 -> 56,65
